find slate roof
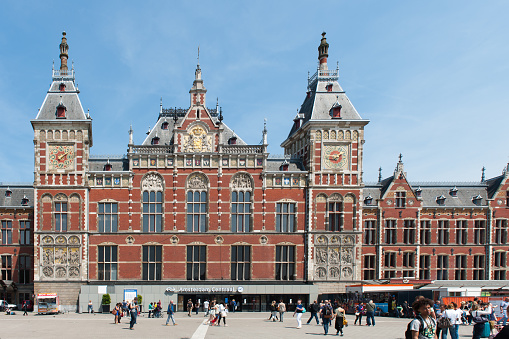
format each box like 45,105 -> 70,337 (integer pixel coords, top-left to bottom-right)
35,77 -> 88,121
0,184 -> 33,208
89,156 -> 129,172
486,174 -> 505,199
265,158 -> 306,172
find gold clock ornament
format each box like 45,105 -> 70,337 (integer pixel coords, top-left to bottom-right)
323,145 -> 348,170
48,145 -> 74,170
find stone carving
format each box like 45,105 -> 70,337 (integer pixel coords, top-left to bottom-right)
55,247 -> 67,265
316,131 -> 321,141
329,266 -> 340,279
69,248 -> 79,265
42,267 -> 53,277
345,130 -> 351,140
331,130 -> 336,139
329,193 -> 343,202
126,236 -> 135,244
54,193 -> 67,202
316,248 -> 327,264
323,131 -> 329,139
55,267 -> 66,278
55,235 -> 66,245
260,235 -> 268,244
171,235 -> 179,244
183,126 -> 212,152
341,248 -> 353,264
342,266 -> 353,278
187,174 -> 207,189
316,235 -> 327,245
316,195 -> 326,203
329,248 -> 340,264
43,248 -> 54,265
231,173 -> 252,189
42,236 -> 54,244
338,131 -> 344,140
68,267 -> 79,278
352,130 -> 358,140
316,267 -> 327,279
330,235 -> 340,244
142,173 -> 164,191
215,236 -> 224,244
342,235 -> 354,245
68,236 -> 80,245
42,195 -> 52,203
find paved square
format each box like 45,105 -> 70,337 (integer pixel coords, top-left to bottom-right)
0,311 -> 479,338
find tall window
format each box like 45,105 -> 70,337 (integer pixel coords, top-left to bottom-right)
275,245 -> 295,280
474,220 -> 486,244
384,252 -> 396,278
19,220 -> 30,245
1,220 -> 12,245
98,203 -> 118,232
495,220 -> 508,244
98,246 -> 118,281
55,202 -> 67,232
473,255 -> 485,280
437,221 -> 449,245
187,245 -> 206,280
143,245 -> 162,281
328,201 -> 343,231
403,220 -> 415,244
231,191 -> 251,232
231,246 -> 251,280
364,255 -> 376,280
494,251 -> 507,280
385,220 -> 397,244
455,220 -> 468,245
364,220 -> 376,245
276,202 -> 296,232
143,191 -> 162,232
455,255 -> 467,280
395,191 -> 406,208
419,255 -> 430,279
420,220 -> 431,245
402,252 -> 415,278
1,255 -> 12,280
437,255 -> 449,280
18,256 -> 30,284
187,191 -> 207,232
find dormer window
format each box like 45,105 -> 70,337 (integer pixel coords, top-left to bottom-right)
5,188 -> 12,197
450,187 -> 458,197
472,194 -> 482,206
364,194 -> 373,205
415,187 -> 422,199
56,103 -> 66,119
436,195 -> 446,206
104,164 -> 112,171
59,83 -> 66,91
151,137 -> 160,145
161,122 -> 169,130
228,137 -> 237,145
332,105 -> 342,118
21,195 -> 29,206
326,84 -> 333,92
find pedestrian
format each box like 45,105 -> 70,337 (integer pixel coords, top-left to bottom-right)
471,303 -> 492,339
440,303 -> 460,339
407,297 -> 437,339
208,300 -> 216,325
278,300 -> 286,322
293,299 -> 304,329
220,302 -> 228,326
319,300 -> 334,335
334,304 -> 346,336
498,298 -> 509,327
129,299 -> 138,330
113,303 -> 122,324
307,300 -> 320,325
203,299 -> 209,316
88,300 -> 93,314
195,300 -> 200,315
187,299 -> 193,317
365,299 -> 376,326
435,304 -> 446,339
354,303 -> 364,325
165,300 -> 177,326
231,299 -> 237,312
122,300 -> 128,316
269,300 -> 278,321
148,302 -> 153,318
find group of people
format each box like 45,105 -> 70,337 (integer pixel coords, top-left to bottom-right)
205,299 -> 229,326
110,298 -> 139,330
148,301 -> 162,318
268,300 -> 286,322
406,296 -> 509,339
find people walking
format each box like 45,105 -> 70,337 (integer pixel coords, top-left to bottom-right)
498,298 -> 509,326
334,304 -> 346,336
187,299 -> 193,317
148,302 -> 153,318
278,300 -> 286,322
471,303 -> 492,339
88,300 -> 93,314
319,300 -> 334,335
203,299 -> 210,316
269,300 -> 278,321
22,301 -> 28,316
354,303 -> 364,325
440,303 -> 460,339
129,299 -> 138,330
195,300 -> 200,315
219,302 -> 228,326
293,299 -> 304,329
165,300 -> 177,326
207,300 -> 216,325
113,303 -> 122,324
365,299 -> 376,326
307,300 -> 320,325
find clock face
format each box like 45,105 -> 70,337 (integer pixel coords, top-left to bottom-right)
323,145 -> 349,170
48,145 -> 74,170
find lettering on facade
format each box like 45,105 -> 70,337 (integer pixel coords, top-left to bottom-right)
165,286 -> 241,293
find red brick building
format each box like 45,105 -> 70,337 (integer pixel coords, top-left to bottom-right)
0,32 -> 504,311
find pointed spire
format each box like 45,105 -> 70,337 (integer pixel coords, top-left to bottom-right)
216,97 -> 219,113
59,31 -> 69,71
481,166 -> 486,182
395,154 -> 404,175
318,32 -> 329,71
129,125 -> 133,144
378,167 -> 382,183
262,118 -> 268,145
190,47 -> 207,107
218,107 -> 223,123
146,126 -> 151,135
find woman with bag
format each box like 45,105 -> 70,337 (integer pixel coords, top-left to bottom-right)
219,302 -> 228,326
439,303 -> 458,339
470,303 -> 492,339
334,304 -> 346,336
354,303 -> 364,325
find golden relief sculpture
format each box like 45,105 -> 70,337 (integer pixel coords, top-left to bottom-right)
183,126 -> 212,152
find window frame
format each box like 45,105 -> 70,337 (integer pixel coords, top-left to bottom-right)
495,219 -> 508,245
1,220 -> 13,245
19,220 -> 31,245
364,220 -> 376,245
142,191 -> 163,232
54,201 -> 68,232
437,220 -> 449,245
98,245 -> 118,281
276,202 -> 296,233
142,245 -> 162,281
384,219 -> 397,244
437,255 -> 449,280
231,191 -> 252,232
473,255 -> 485,280
455,255 -> 467,280
402,220 -> 415,245
395,191 -> 406,208
420,220 -> 431,245
1,255 -> 12,280
186,245 -> 206,281
231,245 -> 251,281
18,255 -> 31,284
455,220 -> 468,245
419,255 -> 431,279
327,201 -> 343,231
98,202 -> 119,233
275,245 -> 296,281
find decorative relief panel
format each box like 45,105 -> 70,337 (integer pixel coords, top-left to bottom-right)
231,173 -> 253,189
40,234 -> 81,280
183,126 -> 212,153
187,173 -> 207,189
314,234 -> 355,281
142,173 -> 164,191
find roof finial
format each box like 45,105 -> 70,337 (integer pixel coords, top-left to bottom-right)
378,167 -> 382,183
129,124 -> 133,144
481,166 -> 486,182
59,31 -> 69,71
398,153 -> 403,162
218,107 -> 223,123
197,45 -> 200,66
160,97 -> 163,114
318,32 -> 329,71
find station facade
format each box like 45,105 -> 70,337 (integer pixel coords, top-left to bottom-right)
1,32 -> 508,311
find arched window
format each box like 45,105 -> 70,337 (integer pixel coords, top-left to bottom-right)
327,194 -> 343,231
54,194 -> 68,232
230,173 -> 253,232
186,173 -> 208,232
141,173 -> 164,232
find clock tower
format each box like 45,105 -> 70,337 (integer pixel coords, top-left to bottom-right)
281,33 -> 369,293
31,32 -> 92,311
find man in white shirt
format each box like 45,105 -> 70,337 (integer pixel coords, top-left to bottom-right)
498,298 -> 509,326
203,300 -> 210,317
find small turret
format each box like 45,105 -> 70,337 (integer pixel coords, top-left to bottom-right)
318,32 -> 329,70
189,47 -> 207,107
59,32 -> 69,71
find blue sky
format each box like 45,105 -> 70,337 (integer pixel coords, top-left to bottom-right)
1,1 -> 508,183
